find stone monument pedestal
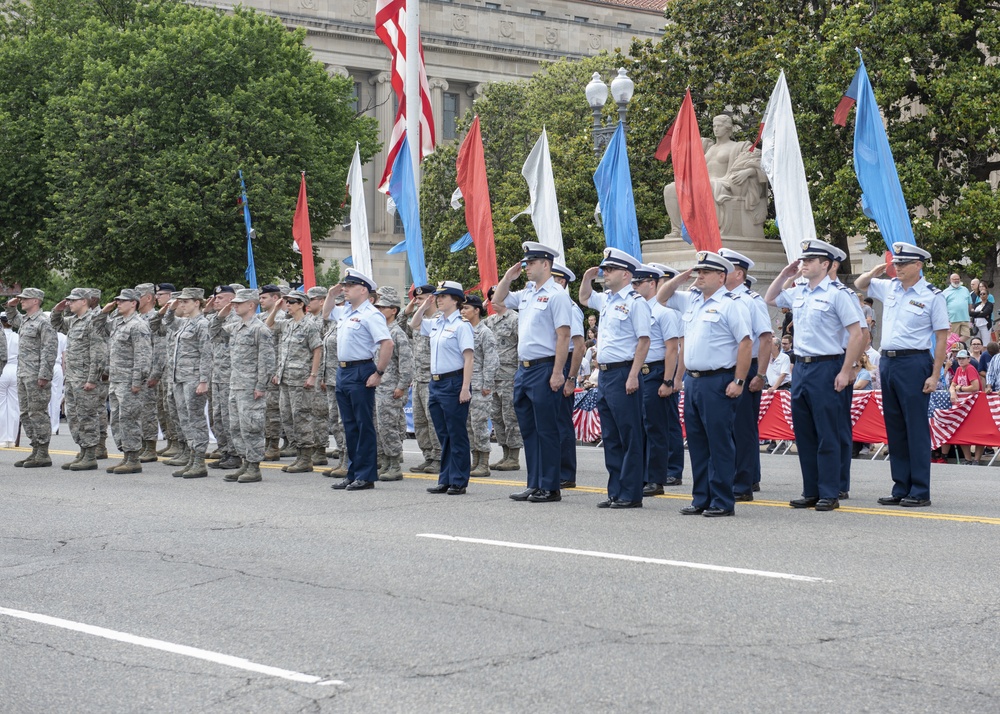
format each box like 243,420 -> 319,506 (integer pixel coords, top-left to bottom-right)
642,235 -> 791,289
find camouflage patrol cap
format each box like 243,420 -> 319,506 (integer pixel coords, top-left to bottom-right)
170,291 -> 182,300
231,289 -> 259,304
306,286 -> 328,300
228,283 -> 245,292
284,290 -> 307,305
179,287 -> 205,300
64,288 -> 90,301
374,286 -> 401,308
278,286 -> 291,297
115,288 -> 140,303
134,283 -> 155,297
85,288 -> 101,301
16,287 -> 44,301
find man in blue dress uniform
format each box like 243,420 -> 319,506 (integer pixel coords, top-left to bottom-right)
550,263 -> 585,489
630,264 -> 682,496
580,249 -> 651,508
494,242 -> 573,503
658,252 -> 752,517
718,248 -> 772,501
765,240 -> 863,511
855,242 -> 948,507
650,263 -> 686,486
331,269 -> 393,491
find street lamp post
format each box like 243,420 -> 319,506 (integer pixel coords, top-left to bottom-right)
586,68 -> 634,156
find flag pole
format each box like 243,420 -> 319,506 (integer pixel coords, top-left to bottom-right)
405,0 -> 420,192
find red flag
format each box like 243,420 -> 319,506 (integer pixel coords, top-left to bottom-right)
455,116 -> 499,306
653,118 -> 675,162
671,90 -> 722,253
292,172 -> 316,290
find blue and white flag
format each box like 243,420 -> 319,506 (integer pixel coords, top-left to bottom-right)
386,135 -> 428,286
238,170 -> 258,290
593,121 -> 642,261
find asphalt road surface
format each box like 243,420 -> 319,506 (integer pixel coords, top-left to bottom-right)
2,432 -> 999,713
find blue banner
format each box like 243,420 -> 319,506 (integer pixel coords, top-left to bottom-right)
386,136 -> 428,286
593,121 -> 642,261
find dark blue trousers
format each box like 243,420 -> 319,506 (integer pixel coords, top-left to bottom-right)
336,362 -> 378,483
790,360 -> 845,500
556,364 -> 577,484
596,366 -> 646,503
428,375 -> 471,488
880,353 -> 933,500
683,371 -> 738,511
839,384 -> 853,494
513,362 -> 562,492
733,358 -> 761,496
642,363 -> 674,485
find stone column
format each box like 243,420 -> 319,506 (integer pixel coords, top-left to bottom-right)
370,70 -> 394,235
428,78 -> 449,142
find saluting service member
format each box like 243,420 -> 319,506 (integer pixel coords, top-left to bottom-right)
658,252 -> 752,517
461,293 -> 498,479
403,284 -> 443,474
550,263 -> 585,490
331,270 -> 393,491
580,249 -> 651,509
494,241 -> 573,504
412,281 -> 475,495
765,240 -> 863,512
372,286 -> 414,482
485,285 -> 523,471
648,262 -> 686,487
855,242 -> 948,507
167,287 -> 213,479
718,248 -> 773,502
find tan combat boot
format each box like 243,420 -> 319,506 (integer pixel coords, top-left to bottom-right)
163,443 -> 190,466
312,446 -> 328,466
181,454 -> 208,478
489,445 -> 509,470
112,451 -> 143,474
223,460 -> 248,482
283,448 -> 313,473
62,450 -> 84,470
470,451 -> 491,478
171,450 -> 194,477
263,438 -> 281,461
69,447 -> 99,471
325,452 -> 349,477
160,439 -> 181,457
15,445 -> 40,468
138,440 -> 159,463
380,455 -> 403,481
279,437 -> 296,457
238,462 -> 263,483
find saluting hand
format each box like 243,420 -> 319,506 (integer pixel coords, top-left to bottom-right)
503,262 -> 523,282
869,263 -> 888,279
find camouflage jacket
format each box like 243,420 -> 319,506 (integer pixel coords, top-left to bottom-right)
51,309 -> 106,384
105,313 -> 152,387
222,316 -> 275,392
206,311 -> 240,384
485,310 -> 519,381
321,320 -> 340,387
6,307 -> 58,381
380,322 -> 414,393
273,316 -> 322,386
404,314 -> 433,383
470,322 -> 499,392
170,313 -> 212,384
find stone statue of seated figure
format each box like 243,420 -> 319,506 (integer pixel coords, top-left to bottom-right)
663,114 -> 768,239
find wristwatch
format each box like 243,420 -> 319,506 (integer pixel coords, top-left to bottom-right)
376,368 -> 385,376
662,379 -> 674,388
734,377 -> 746,386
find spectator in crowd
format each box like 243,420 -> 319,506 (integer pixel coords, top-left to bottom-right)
942,274 -> 973,338
979,341 -> 997,382
984,344 -> 1000,393
948,349 -> 983,465
0,314 -> 18,447
851,352 -> 875,457
765,337 -> 790,391
970,281 -> 994,344
777,306 -> 793,338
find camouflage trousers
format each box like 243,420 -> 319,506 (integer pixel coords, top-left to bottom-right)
467,390 -> 492,452
312,385 -> 329,451
325,386 -> 346,451
490,378 -> 523,448
110,382 -> 144,452
157,380 -> 181,441
165,381 -> 183,444
140,382 -> 158,440
17,377 -> 51,446
98,380 -> 110,443
211,381 -> 232,454
265,381 -> 282,440
375,386 -> 405,458
229,388 -> 266,463
279,384 -> 315,449
64,380 -> 102,448
173,381 -> 209,454
412,381 -> 441,460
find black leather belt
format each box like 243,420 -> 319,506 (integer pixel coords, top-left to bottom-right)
339,360 -> 372,368
881,349 -> 925,358
432,369 -> 463,381
599,361 -> 632,371
520,356 -> 556,368
799,354 -> 842,364
688,367 -> 734,378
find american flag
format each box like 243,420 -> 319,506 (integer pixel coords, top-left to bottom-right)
375,0 -> 435,191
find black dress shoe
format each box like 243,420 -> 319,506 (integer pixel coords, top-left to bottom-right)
610,499 -> 642,509
877,496 -> 903,505
560,480 -> 577,489
790,497 -> 819,508
814,498 -> 839,511
346,479 -> 374,491
331,478 -> 352,490
900,497 -> 932,507
643,483 -> 664,496
751,482 -> 760,492
734,492 -> 753,502
679,506 -> 705,515
427,484 -> 449,494
509,488 -> 537,501
446,486 -> 467,495
664,477 -> 683,486
839,491 -> 850,500
597,498 -> 616,508
528,489 -> 561,502
703,508 -> 734,517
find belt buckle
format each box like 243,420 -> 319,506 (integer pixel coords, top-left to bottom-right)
887,350 -> 897,357
641,365 -> 650,375
522,360 -> 531,368
690,371 -> 700,378
432,375 -> 440,381
339,361 -> 347,368
599,364 -> 608,372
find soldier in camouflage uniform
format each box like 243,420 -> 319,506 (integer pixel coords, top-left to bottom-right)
151,283 -> 183,457
373,287 -> 414,481
134,283 -> 161,462
306,285 -> 331,466
164,287 -> 212,478
486,286 -> 522,471
80,288 -> 111,459
50,288 -> 107,471
6,288 -> 58,467
94,289 -> 153,473
402,284 -> 441,473
319,290 -> 349,477
258,285 -> 286,460
204,286 -> 241,470
462,294 -> 499,477
212,289 -> 274,483
266,290 -> 322,473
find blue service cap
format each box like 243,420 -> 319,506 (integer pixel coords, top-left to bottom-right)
693,251 -> 734,274
521,241 -> 558,261
892,242 -> 931,263
632,264 -> 664,281
413,284 -> 436,296
599,248 -> 641,273
551,263 -> 576,283
260,284 -> 282,295
718,248 -> 754,271
155,283 -> 176,293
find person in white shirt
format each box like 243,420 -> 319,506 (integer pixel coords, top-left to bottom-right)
0,319 -> 19,446
765,338 -> 790,391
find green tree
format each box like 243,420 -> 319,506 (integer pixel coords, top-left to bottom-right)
621,0 -> 1000,284
0,0 -> 379,294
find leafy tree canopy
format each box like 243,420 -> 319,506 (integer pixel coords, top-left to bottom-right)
0,0 -> 379,294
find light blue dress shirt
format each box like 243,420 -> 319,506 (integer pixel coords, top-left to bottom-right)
422,310 -> 474,374
775,277 -> 860,357
587,286 -> 651,363
731,285 -> 771,359
646,296 -> 681,362
504,277 -> 572,360
867,277 -> 949,352
667,289 -> 751,371
336,301 -> 391,361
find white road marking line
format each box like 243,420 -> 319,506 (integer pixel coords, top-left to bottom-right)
0,606 -> 344,686
417,534 -> 827,583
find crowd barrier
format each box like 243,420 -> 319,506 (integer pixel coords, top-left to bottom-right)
573,388 -> 1000,448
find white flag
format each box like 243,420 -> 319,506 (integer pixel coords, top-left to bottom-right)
513,127 -> 564,262
760,71 -> 813,262
347,142 -> 373,278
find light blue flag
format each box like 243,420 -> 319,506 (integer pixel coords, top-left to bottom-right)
238,170 -> 258,290
450,232 -> 473,253
852,51 -> 915,252
342,256 -> 354,267
386,240 -> 407,255
593,121 -> 642,261
386,136 -> 428,286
